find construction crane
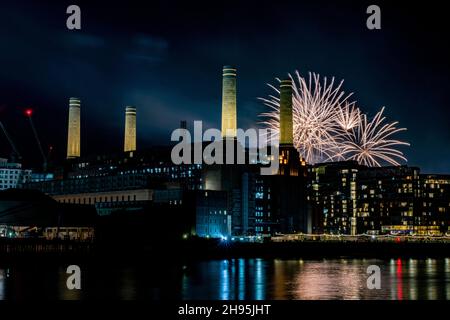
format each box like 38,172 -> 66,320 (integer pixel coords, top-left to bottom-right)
25,108 -> 48,172
0,120 -> 21,162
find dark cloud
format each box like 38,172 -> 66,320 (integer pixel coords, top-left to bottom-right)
0,0 -> 449,173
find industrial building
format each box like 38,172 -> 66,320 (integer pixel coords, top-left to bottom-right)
269,79 -> 309,234
194,190 -> 229,238
200,72 -> 310,237
0,158 -> 31,190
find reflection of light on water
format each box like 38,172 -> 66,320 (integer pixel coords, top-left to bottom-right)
119,268 -> 137,300
230,259 -> 236,298
273,259 -> 286,299
220,260 -> 229,300
446,259 -> 450,300
396,259 -> 403,300
408,259 -> 417,277
293,259 -> 366,299
426,259 -> 438,300
408,259 -> 418,300
0,269 -> 4,300
218,259 -> 268,300
238,259 -> 245,300
389,259 -> 396,300
337,259 -> 362,300
254,259 -> 265,300
178,258 -> 450,300
181,267 -> 188,299
218,259 -> 267,300
426,258 -> 436,272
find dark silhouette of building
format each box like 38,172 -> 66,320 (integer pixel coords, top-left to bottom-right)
0,189 -> 95,240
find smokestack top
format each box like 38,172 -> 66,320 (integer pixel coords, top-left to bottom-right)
280,79 -> 293,88
125,106 -> 136,114
223,65 -> 237,77
69,97 -> 80,108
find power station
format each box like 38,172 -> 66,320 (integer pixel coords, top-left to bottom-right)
221,66 -> 237,138
124,106 -> 137,152
3,64 -> 448,242
66,97 -> 81,159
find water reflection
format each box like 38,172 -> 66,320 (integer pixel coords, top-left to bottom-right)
396,259 -> 403,300
408,259 -> 418,300
292,259 -> 382,299
446,258 -> 450,300
0,269 -> 5,300
426,259 -> 438,300
1,258 -> 450,300
181,258 -> 269,300
182,258 -> 450,300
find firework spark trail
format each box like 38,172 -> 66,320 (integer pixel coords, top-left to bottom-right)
340,107 -> 410,166
336,101 -> 361,131
259,71 -> 409,167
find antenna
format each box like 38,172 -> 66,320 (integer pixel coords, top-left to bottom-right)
0,120 -> 21,162
25,108 -> 47,171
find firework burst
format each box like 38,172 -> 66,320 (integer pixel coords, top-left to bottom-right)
340,107 -> 410,166
259,71 -> 409,167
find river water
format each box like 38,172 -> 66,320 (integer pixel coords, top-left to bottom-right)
1,258 -> 449,300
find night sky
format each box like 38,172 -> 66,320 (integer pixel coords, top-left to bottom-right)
0,0 -> 449,173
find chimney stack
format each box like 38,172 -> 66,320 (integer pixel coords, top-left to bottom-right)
279,79 -> 293,146
124,106 -> 137,152
66,97 -> 81,159
221,65 -> 237,138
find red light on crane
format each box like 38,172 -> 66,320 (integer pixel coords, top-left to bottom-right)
25,109 -> 33,117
